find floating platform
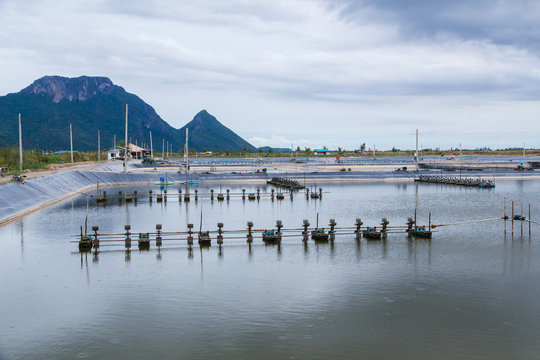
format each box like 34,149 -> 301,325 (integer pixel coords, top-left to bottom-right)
407,227 -> 433,238
267,177 -> 305,190
363,227 -> 382,240
262,230 -> 281,243
415,175 -> 495,188
311,229 -> 329,241
198,231 -> 211,246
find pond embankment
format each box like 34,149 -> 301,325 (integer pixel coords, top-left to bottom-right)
1,168 -> 538,226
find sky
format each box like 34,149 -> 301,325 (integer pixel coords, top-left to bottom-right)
1,0 -> 539,150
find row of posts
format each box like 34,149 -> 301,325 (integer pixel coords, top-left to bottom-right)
305,188 -> 324,199
83,217 -> 370,251
95,187 -> 314,203
505,200 -> 532,238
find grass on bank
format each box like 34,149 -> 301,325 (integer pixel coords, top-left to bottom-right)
0,148 -> 106,173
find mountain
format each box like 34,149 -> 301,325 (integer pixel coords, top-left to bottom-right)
258,146 -> 292,153
0,75 -> 255,152
180,110 -> 256,152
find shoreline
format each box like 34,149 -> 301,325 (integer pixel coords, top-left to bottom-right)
1,169 -> 539,227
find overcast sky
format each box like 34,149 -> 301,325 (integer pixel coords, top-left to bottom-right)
1,0 -> 539,150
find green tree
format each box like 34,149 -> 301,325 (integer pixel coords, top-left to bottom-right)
360,143 -> 366,153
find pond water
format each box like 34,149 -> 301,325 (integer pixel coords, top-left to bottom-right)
1,180 -> 539,359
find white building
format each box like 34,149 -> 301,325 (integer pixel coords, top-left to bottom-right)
107,147 -> 122,160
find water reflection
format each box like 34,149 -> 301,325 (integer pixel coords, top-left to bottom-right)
3,180 -> 540,360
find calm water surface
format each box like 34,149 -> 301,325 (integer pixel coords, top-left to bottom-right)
1,180 -> 540,359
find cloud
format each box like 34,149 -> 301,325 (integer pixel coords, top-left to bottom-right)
334,0 -> 540,50
249,135 -> 296,148
0,0 -> 539,149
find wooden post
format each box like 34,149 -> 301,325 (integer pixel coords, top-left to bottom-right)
529,204 -> 531,238
521,205 -> 523,236
156,224 -> 162,247
150,131 -> 154,158
512,201 -> 514,235
124,104 -> 128,173
70,123 -> 74,163
247,221 -> 253,243
504,198 -> 507,235
415,128 -> 419,172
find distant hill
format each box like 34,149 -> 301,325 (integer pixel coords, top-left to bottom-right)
258,146 -> 292,153
180,110 -> 256,152
0,75 -> 255,152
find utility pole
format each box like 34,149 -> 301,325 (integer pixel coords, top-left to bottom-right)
70,123 -> 74,163
185,128 -> 189,172
162,138 -> 165,159
150,131 -> 153,158
415,128 -> 419,172
18,113 -> 22,172
124,104 -> 128,173
459,142 -> 462,178
98,130 -> 101,162
113,134 -> 116,148
185,128 -> 189,195
167,141 -> 169,158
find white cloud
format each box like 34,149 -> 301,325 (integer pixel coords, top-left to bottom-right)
0,0 -> 539,149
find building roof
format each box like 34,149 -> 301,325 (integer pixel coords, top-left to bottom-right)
128,143 -> 147,152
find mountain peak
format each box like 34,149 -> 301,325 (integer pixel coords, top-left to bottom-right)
21,75 -> 115,103
181,110 -> 256,152
0,75 -> 256,152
